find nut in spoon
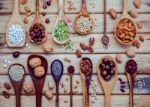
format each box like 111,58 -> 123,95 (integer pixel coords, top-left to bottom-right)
125,59 -> 138,107
80,57 -> 93,107
6,0 -> 26,48
114,0 -> 137,46
52,0 -> 69,45
51,60 -> 64,107
97,56 -> 118,107
74,0 -> 94,35
8,64 -> 25,107
28,0 -> 47,44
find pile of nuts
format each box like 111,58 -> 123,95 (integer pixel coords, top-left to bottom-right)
29,57 -> 45,77
74,16 -> 93,35
99,57 -> 116,81
29,23 -> 46,43
80,58 -> 92,75
116,18 -> 136,44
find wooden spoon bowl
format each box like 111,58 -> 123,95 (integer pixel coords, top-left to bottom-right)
74,0 -> 94,35
6,0 -> 26,48
28,0 -> 47,44
8,63 -> 25,107
27,55 -> 48,107
97,56 -> 118,107
114,0 -> 137,46
80,57 -> 93,107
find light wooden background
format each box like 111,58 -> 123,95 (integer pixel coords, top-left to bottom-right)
0,0 -> 150,107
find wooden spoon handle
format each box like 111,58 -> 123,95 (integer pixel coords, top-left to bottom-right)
103,0 -> 107,34
56,85 -> 59,107
13,0 -> 19,14
129,77 -> 134,107
36,90 -> 42,107
16,92 -> 21,107
83,80 -> 89,107
70,76 -> 73,107
123,0 -> 128,15
58,0 -> 64,19
105,94 -> 111,107
81,0 -> 88,15
36,0 -> 40,15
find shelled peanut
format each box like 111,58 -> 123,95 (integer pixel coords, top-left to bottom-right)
116,18 -> 136,43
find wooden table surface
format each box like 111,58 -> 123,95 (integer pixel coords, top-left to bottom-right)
0,0 -> 150,107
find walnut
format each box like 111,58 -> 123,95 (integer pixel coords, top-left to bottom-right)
44,90 -> 53,100
29,57 -> 41,68
42,41 -> 53,53
34,66 -> 45,77
23,83 -> 33,94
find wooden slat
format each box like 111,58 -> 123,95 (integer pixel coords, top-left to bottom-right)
0,75 -> 150,95
0,14 -> 150,34
0,0 -> 150,13
0,95 -> 150,107
0,34 -> 150,53
0,54 -> 149,74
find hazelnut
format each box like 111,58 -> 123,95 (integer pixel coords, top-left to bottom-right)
34,66 -> 45,77
23,83 -> 33,94
42,41 -> 53,53
29,57 -> 42,68
44,90 -> 53,100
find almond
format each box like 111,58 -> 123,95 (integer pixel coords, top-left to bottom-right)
76,49 -> 82,58
24,17 -> 28,24
20,0 -> 28,5
129,9 -> 137,18
137,22 -> 142,29
132,40 -> 138,46
126,50 -> 136,58
139,35 -> 144,42
109,8 -> 117,19
134,0 -> 141,9
24,6 -> 31,12
136,41 -> 141,48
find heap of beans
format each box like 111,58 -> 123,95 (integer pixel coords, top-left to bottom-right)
80,58 -> 92,75
99,57 -> 116,81
29,23 -> 46,43
9,64 -> 25,81
54,21 -> 69,42
74,16 -> 93,35
126,59 -> 137,74
116,18 -> 136,43
7,24 -> 24,46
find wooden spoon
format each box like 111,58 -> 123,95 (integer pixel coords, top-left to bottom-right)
125,59 -> 138,107
114,0 -> 137,45
52,0 -> 69,45
101,0 -> 109,49
51,60 -> 64,107
97,56 -> 118,107
74,0 -> 94,35
28,0 -> 47,43
6,0 -> 26,47
67,66 -> 75,107
8,64 -> 25,107
27,55 -> 48,107
80,57 -> 93,107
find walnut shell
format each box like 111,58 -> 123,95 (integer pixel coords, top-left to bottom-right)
34,66 -> 45,77
42,41 -> 53,53
29,57 -> 42,68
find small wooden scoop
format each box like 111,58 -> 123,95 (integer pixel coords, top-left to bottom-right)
80,57 -> 93,107
8,64 -> 25,107
51,60 -> 64,107
125,59 -> 138,107
97,56 -> 118,107
74,0 -> 94,35
114,0 -> 137,45
27,55 -> 48,107
28,0 -> 47,43
52,0 -> 69,45
6,0 -> 26,47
